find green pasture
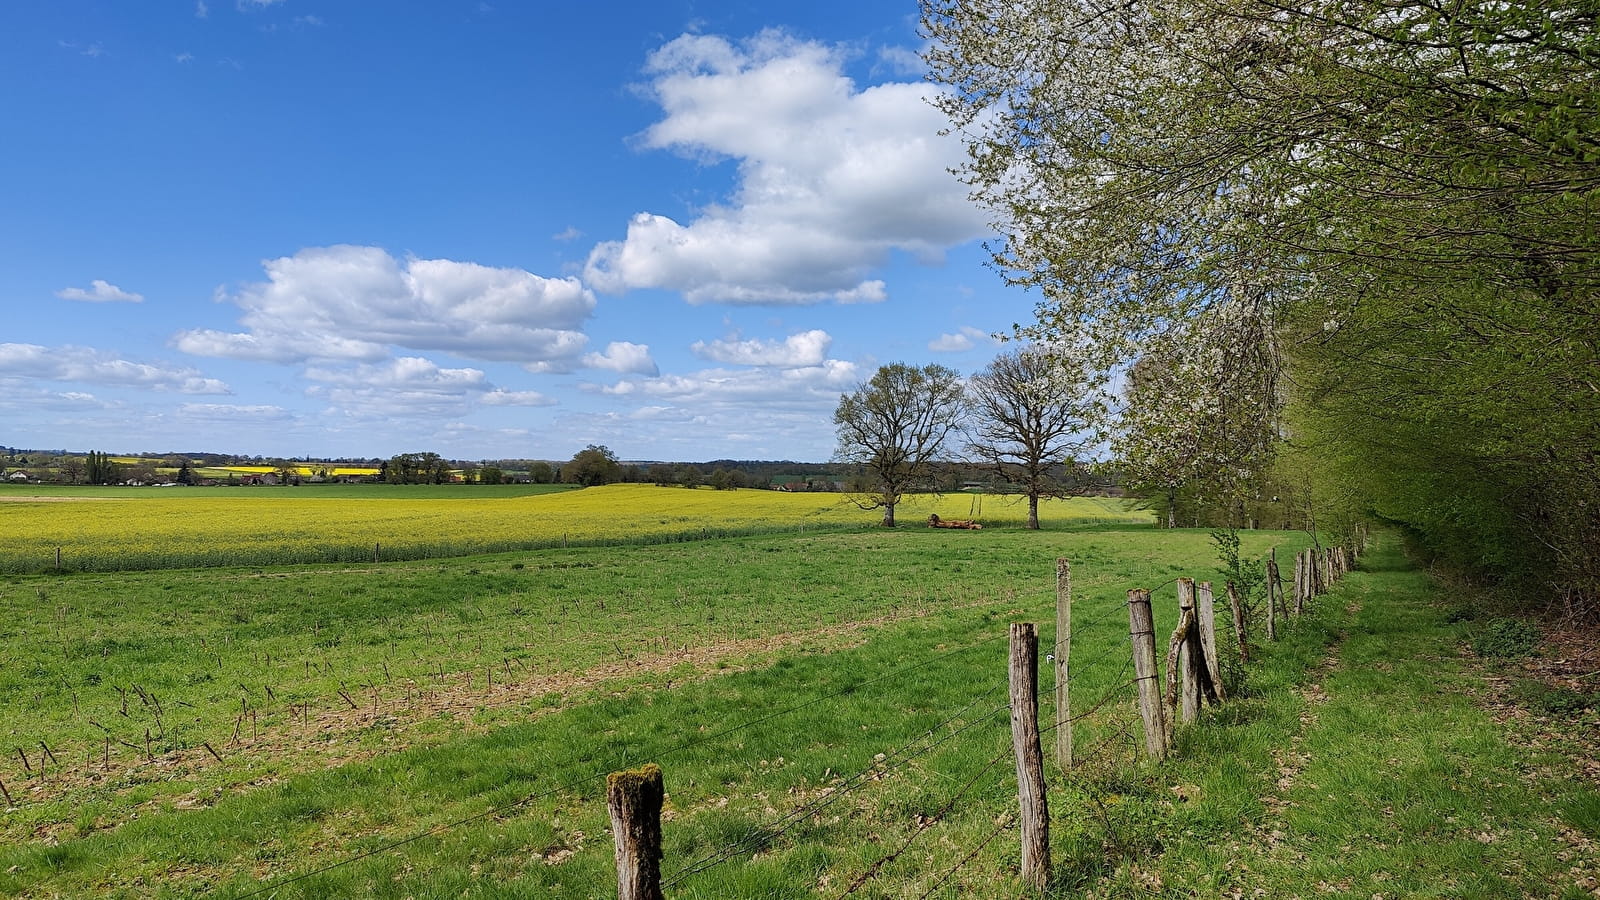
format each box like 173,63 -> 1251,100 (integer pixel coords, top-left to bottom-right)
0,522 -> 1266,896
0,521 -> 1589,898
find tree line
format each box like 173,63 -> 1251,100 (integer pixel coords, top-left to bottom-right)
923,0 -> 1600,617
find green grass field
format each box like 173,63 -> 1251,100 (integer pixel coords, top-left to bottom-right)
0,496 -> 1592,898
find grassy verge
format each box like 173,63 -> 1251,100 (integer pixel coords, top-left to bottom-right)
1092,533 -> 1600,899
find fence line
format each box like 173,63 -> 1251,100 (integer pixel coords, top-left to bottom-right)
241,533 -> 1360,898
914,812 -> 1016,899
26,528 -> 1368,899
226,627 -> 1013,899
835,746 -> 1015,897
662,685 -> 1012,887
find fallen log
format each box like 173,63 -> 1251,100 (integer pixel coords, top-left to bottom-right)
927,514 -> 982,530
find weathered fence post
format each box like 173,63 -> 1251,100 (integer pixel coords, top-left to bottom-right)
1170,579 -> 1202,725
1127,589 -> 1167,760
55,547 -> 62,570
1266,548 -> 1282,640
1195,581 -> 1227,703
1227,581 -> 1249,664
1294,551 -> 1308,615
1008,623 -> 1051,891
1054,558 -> 1072,772
608,763 -> 665,900
373,542 -> 380,564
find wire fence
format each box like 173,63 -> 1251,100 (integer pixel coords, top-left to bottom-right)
7,535 -> 1365,898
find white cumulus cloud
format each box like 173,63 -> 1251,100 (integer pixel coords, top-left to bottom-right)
929,326 -> 994,352
174,245 -> 598,369
594,358 -> 859,407
178,403 -> 292,421
301,356 -> 562,418
583,31 -> 988,305
691,329 -> 831,366
304,356 -> 495,418
582,341 -> 658,375
564,357 -> 861,459
482,388 -> 556,407
0,343 -> 229,394
57,279 -> 144,303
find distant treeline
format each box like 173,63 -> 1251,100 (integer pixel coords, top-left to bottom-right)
2,446 -> 1123,496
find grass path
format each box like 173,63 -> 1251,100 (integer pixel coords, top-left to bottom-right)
1130,536 -> 1600,900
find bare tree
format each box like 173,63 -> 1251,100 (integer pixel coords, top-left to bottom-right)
58,456 -> 85,484
834,363 -> 967,527
967,346 -> 1107,529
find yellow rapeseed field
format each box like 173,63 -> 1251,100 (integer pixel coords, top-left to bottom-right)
0,484 -> 1151,572
209,464 -> 382,477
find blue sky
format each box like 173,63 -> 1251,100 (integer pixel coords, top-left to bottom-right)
1,1 -> 1036,462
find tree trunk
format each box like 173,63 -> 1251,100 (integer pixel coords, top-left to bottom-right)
1028,494 -> 1040,530
882,502 -> 896,528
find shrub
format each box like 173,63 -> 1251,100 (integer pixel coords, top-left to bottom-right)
1472,617 -> 1541,658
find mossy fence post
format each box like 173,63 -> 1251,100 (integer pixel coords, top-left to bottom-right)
1008,622 -> 1050,891
1126,589 -> 1167,760
607,763 -> 665,900
1054,557 -> 1072,772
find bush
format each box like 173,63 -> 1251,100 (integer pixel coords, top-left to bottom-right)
1472,617 -> 1541,658
1511,678 -> 1594,716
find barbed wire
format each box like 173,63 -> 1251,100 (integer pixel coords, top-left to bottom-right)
662,682 -> 1011,887
835,745 -> 1014,898
914,810 -> 1016,899
230,628 -> 1011,898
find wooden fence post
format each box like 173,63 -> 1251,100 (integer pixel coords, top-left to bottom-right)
1009,623 -> 1051,891
1127,589 -> 1167,760
1227,581 -> 1249,664
1195,581 -> 1227,703
1266,564 -> 1279,640
1169,579 -> 1201,726
1266,548 -> 1282,640
1294,551 -> 1307,615
608,764 -> 665,900
1054,558 -> 1072,773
